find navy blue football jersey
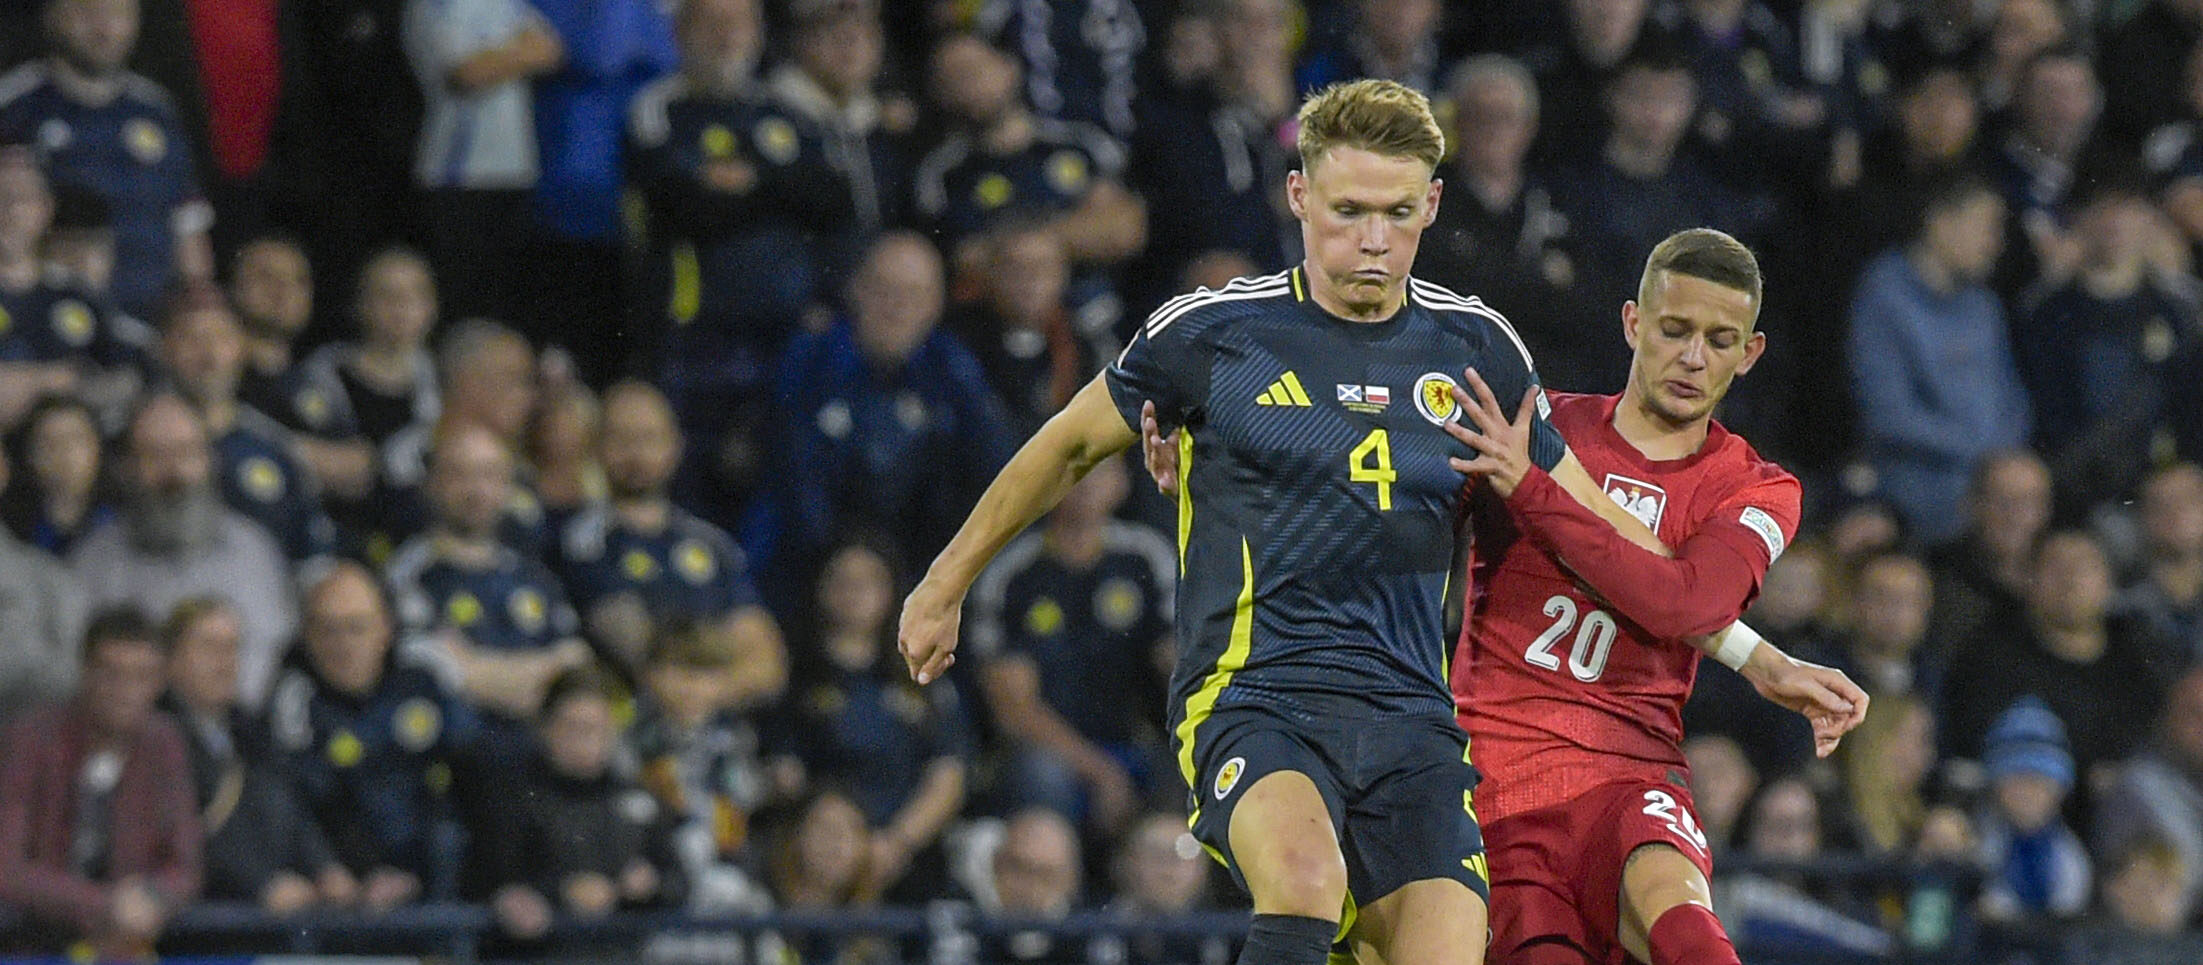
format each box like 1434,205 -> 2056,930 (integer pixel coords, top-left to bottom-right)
557,503 -> 762,623
386,536 -> 580,654
1104,268 -> 1564,739
213,410 -> 335,561
0,280 -> 146,368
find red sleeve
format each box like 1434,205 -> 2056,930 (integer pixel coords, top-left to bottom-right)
0,718 -> 113,933
1503,467 -> 1802,640
146,724 -> 204,905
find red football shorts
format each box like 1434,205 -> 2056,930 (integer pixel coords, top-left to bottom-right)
1484,776 -> 1716,965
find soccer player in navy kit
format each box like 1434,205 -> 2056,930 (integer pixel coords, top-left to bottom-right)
902,79 -> 1664,965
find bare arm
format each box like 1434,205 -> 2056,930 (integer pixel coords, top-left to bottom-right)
716,606 -> 787,708
443,634 -> 591,718
979,658 -> 1134,798
295,437 -> 378,502
899,375 -> 1137,684
1052,180 -> 1148,264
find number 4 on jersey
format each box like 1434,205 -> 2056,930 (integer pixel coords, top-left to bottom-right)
1349,429 -> 1395,510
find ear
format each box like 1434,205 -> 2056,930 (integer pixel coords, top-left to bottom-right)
1286,169 -> 1308,221
1735,330 -> 1768,377
1621,299 -> 1641,351
1423,177 -> 1443,228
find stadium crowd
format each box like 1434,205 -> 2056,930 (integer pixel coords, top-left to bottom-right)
0,0 -> 2201,960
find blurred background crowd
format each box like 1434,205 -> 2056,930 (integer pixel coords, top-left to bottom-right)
0,0 -> 2201,960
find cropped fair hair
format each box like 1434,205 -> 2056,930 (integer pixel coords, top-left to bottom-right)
1297,79 -> 1446,173
1638,228 -> 1762,310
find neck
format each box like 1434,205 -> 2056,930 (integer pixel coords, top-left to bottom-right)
1046,519 -> 1105,567
981,110 -> 1034,155
44,489 -> 89,527
244,334 -> 292,374
2080,259 -> 2146,298
1614,381 -> 1712,460
825,629 -> 876,670
51,59 -> 124,105
0,250 -> 36,289
1605,138 -> 1673,180
1301,262 -> 1402,323
1907,245 -> 1961,294
613,493 -> 670,532
2035,618 -> 2106,663
433,527 -> 498,566
2151,550 -> 2203,605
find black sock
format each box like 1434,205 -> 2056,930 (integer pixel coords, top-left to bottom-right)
1236,913 -> 1338,965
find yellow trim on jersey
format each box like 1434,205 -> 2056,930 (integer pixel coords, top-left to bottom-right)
670,242 -> 701,325
1279,371 -> 1312,405
1290,265 -> 1306,302
1256,372 -> 1314,407
1175,537 -> 1256,787
1176,430 -> 1194,575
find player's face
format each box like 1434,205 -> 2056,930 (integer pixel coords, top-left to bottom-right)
1288,146 -> 1440,317
231,241 -> 312,340
1621,272 -> 1762,426
0,161 -> 53,259
600,389 -> 682,499
429,428 -> 512,538
49,0 -> 138,77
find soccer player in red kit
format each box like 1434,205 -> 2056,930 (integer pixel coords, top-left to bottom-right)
1441,228 -> 1865,965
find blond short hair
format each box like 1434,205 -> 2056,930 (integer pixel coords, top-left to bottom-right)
1296,79 -> 1446,173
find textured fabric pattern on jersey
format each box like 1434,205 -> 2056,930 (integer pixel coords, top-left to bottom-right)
1106,269 -> 1562,744
1455,392 -> 1800,824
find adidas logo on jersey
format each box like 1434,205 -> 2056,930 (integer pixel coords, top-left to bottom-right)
1255,371 -> 1313,407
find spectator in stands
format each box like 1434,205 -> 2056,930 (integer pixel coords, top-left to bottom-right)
3,394 -> 113,556
1829,552 -> 1940,700
1836,692 -> 1945,856
1941,531 -> 2177,802
916,33 -> 1143,300
36,184 -> 119,309
1127,0 -> 1298,300
771,232 -> 1013,572
376,318 -> 540,555
1988,46 -> 2102,295
982,808 -> 1083,963
1109,812 -> 1208,916
1975,697 -> 2091,921
159,284 -> 334,562
972,459 -> 1172,831
520,0 -> 674,382
1514,0 -> 1663,168
0,151 -> 144,429
71,393 -> 295,706
527,383 -> 600,527
386,422 -> 590,740
0,438 -> 88,722
1685,542 -> 1828,774
227,235 -> 375,503
1414,55 -> 1587,390
1848,176 -> 2030,545
765,789 -> 871,910
266,561 -> 481,908
400,0 -> 562,324
160,597 -> 353,913
1562,42 -> 1754,387
2016,181 -> 2201,507
970,0 -> 1144,140
298,246 -> 441,457
1294,0 -> 1440,95
2121,463 -> 2203,663
2096,669 -> 2203,918
631,624 -> 771,913
0,0 -> 213,320
1927,449 -> 2050,648
1679,734 -> 1756,853
2082,836 -> 2201,956
560,381 -> 784,694
2148,41 -> 2203,259
1974,0 -> 2067,117
1839,61 -> 1985,284
764,0 -> 914,234
627,0 -> 854,529
953,221 -> 1102,437
0,608 -> 200,958
487,667 -> 685,940
768,536 -> 966,901
1719,776 -> 1895,958
1674,0 -> 1831,194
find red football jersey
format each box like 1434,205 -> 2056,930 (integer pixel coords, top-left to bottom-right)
1453,392 -> 1801,823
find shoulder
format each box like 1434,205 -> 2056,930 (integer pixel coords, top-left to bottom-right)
672,510 -> 741,555
219,511 -> 289,562
1035,118 -> 1123,165
628,74 -> 691,143
976,530 -> 1050,593
383,534 -> 441,587
0,63 -> 52,112
1134,270 -> 1295,343
119,74 -> 180,115
560,503 -> 613,562
1103,521 -> 1176,584
1407,278 -> 1535,371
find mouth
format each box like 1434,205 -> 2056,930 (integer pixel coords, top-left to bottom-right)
1663,379 -> 1704,400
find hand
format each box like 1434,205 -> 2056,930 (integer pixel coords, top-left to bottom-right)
1443,367 -> 1539,498
897,576 -> 964,685
260,870 -> 318,916
590,593 -> 653,670
618,859 -> 660,902
362,867 -> 421,912
494,884 -> 555,939
1141,401 -> 1181,496
862,833 -> 916,894
702,158 -> 757,194
108,880 -> 165,938
316,864 -> 360,906
562,872 -> 618,917
1741,650 -> 1869,757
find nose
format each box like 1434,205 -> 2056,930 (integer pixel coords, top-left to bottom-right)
1359,215 -> 1389,254
1678,337 -> 1707,369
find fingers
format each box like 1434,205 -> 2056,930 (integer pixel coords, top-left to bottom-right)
917,650 -> 956,685
1462,368 -> 1508,427
1514,387 -> 1539,430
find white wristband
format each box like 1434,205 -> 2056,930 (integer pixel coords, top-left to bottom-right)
1711,622 -> 1763,672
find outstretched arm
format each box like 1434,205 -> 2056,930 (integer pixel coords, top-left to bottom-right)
899,375 -> 1137,684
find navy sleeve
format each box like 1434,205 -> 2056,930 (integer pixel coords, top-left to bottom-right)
1103,302 -> 1213,433
1467,306 -> 1565,471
